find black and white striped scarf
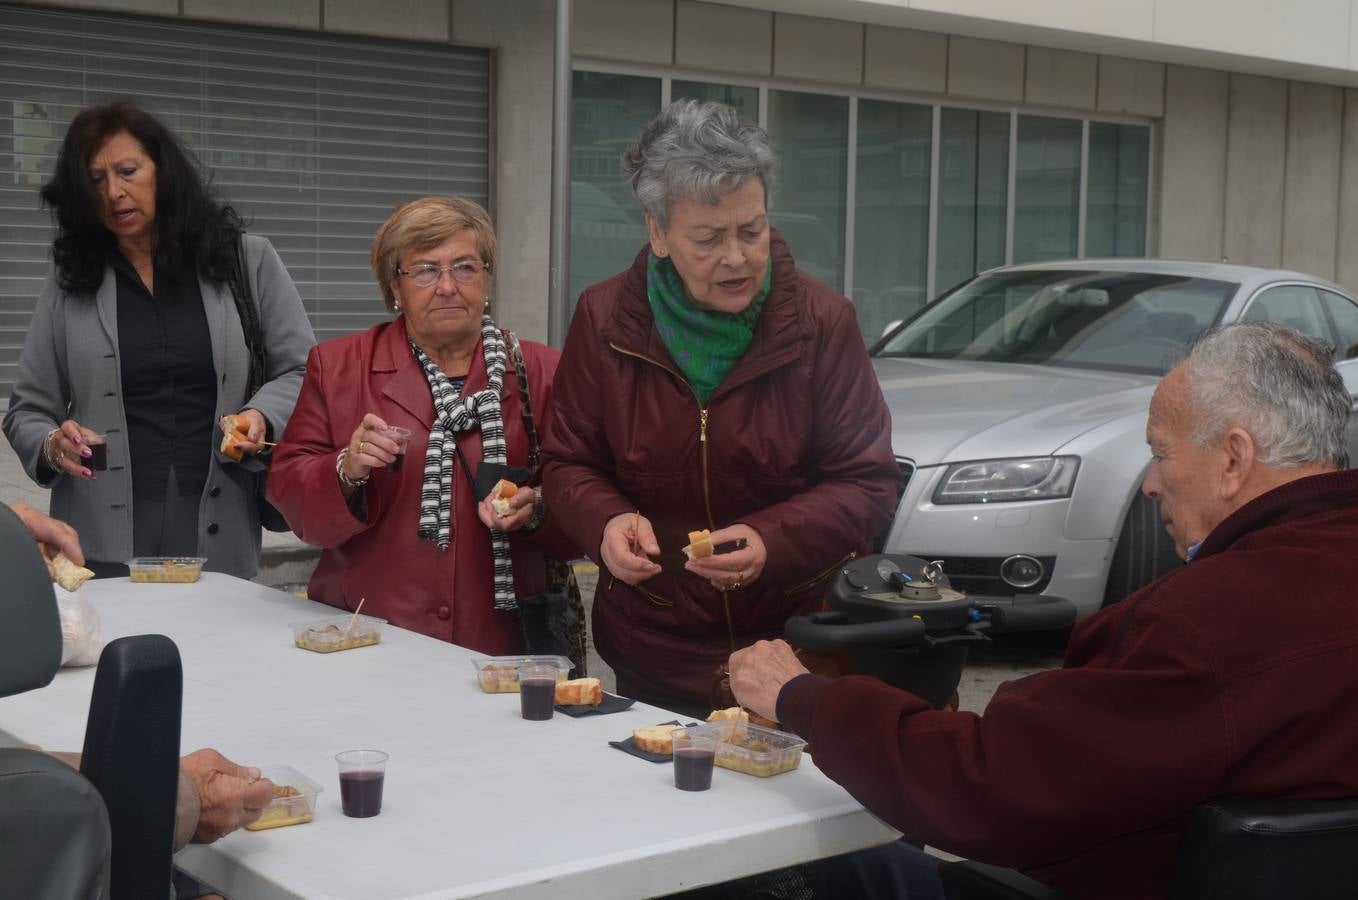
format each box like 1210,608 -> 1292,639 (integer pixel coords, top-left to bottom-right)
412,316 -> 515,611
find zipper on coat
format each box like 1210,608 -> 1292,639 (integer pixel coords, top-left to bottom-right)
609,342 -> 734,647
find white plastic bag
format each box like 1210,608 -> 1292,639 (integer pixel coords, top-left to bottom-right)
55,588 -> 104,667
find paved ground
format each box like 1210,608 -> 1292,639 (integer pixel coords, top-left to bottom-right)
1,438 -> 1063,711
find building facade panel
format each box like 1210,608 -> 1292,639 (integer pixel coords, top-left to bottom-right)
1336,89 -> 1358,291
573,0 -> 673,65
863,25 -> 947,94
1096,56 -> 1164,118
181,0 -> 320,30
772,13 -> 863,86
1024,47 -> 1096,111
1282,81 -> 1343,281
1158,66 -> 1228,263
325,0 -> 449,42
1224,73 -> 1288,268
947,36 -> 1024,102
676,1 -> 772,76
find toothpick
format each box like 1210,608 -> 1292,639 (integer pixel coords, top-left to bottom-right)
344,597 -> 365,639
631,510 -> 640,556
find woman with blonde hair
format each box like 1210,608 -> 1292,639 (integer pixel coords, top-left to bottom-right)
270,197 -> 576,654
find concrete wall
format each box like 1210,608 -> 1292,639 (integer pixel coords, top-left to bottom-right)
21,0 -> 1358,301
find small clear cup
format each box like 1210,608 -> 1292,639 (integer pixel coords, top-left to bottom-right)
672,727 -> 717,791
518,661 -> 560,720
336,749 -> 388,818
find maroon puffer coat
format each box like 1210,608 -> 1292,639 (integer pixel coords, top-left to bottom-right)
542,234 -> 902,707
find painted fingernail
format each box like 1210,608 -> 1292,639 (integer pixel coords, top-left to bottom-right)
80,447 -> 92,457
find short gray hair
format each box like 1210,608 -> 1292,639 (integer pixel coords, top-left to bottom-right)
1184,320 -> 1350,468
621,99 -> 777,230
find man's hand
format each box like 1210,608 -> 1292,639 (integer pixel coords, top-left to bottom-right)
9,502 -> 84,567
684,523 -> 766,591
180,748 -> 274,843
728,639 -> 810,722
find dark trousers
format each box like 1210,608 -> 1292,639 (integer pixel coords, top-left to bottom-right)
663,840 -> 946,900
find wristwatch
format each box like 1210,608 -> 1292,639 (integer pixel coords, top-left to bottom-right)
525,487 -> 546,531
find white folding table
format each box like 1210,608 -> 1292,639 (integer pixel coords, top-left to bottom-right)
1,574 -> 898,899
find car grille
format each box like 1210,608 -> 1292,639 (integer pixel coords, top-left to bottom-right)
911,554 -> 1057,598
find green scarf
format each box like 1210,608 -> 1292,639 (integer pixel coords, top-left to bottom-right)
646,252 -> 772,405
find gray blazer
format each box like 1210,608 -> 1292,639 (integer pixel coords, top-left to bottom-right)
2,235 -> 316,578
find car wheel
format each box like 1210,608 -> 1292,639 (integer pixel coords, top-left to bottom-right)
1103,492 -> 1183,606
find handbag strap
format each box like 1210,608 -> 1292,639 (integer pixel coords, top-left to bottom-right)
504,330 -> 541,470
230,234 -> 268,396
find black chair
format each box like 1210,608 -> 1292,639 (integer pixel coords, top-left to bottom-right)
81,633 -> 183,900
0,504 -> 111,897
939,796 -> 1358,900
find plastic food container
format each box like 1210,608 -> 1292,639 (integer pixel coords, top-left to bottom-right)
471,655 -> 573,693
245,765 -> 323,831
127,557 -> 207,583
698,721 -> 807,777
291,614 -> 386,653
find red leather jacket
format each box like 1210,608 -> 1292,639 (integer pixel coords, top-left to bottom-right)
269,320 -> 577,655
542,234 -> 901,706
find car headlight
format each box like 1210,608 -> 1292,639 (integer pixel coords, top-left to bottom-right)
932,456 -> 1080,504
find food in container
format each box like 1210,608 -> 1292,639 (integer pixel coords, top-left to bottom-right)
471,655 -> 573,693
245,766 -> 323,830
127,557 -> 207,583
291,614 -> 385,653
698,721 -> 807,777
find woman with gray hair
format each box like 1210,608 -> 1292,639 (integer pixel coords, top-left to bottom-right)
542,100 -> 901,715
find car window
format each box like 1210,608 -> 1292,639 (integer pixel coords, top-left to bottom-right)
1318,290 -> 1358,360
1240,285 -> 1331,342
875,270 -> 1235,374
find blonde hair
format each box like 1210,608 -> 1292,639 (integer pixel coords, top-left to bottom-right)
369,196 -> 497,311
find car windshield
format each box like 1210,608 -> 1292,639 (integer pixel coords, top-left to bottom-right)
875,270 -> 1238,374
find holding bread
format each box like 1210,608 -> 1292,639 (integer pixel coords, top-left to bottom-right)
490,479 -> 519,518
554,677 -> 602,706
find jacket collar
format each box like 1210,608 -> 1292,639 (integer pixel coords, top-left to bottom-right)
374,319 -> 498,427
599,231 -> 810,399
1195,468 -> 1358,560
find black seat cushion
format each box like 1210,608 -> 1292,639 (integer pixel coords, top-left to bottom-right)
1168,796 -> 1358,900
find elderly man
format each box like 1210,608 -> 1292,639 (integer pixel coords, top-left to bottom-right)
730,321 -> 1358,900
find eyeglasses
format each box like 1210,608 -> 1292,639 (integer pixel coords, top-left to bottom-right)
396,260 -> 488,287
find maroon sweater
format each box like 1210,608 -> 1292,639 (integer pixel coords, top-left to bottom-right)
780,469 -> 1358,900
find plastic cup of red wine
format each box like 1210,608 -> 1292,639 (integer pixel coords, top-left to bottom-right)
671,727 -> 717,792
336,749 -> 388,818
519,662 -> 559,721
85,435 -> 108,471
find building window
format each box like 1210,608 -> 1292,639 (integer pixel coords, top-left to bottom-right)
937,108 -> 1009,296
767,90 -> 850,293
854,99 -> 932,338
569,71 -> 658,309
1086,122 -> 1150,257
569,67 -> 1153,342
1013,115 -> 1083,264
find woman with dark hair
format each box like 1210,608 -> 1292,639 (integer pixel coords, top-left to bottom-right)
2,101 -> 316,578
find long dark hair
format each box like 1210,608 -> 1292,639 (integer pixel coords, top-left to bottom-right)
39,101 -> 244,295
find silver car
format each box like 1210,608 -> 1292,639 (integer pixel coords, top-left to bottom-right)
872,259 -> 1358,619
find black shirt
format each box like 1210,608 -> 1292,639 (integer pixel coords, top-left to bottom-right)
111,253 -> 218,501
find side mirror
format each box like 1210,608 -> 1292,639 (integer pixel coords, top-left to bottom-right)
880,319 -> 903,339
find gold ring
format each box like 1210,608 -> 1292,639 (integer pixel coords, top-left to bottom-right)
730,580 -> 742,590
358,441 -> 367,455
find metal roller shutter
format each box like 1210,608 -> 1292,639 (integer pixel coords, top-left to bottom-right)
0,3 -> 490,399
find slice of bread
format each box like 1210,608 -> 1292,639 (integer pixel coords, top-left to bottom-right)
707,706 -> 750,739
554,677 -> 602,705
682,529 -> 713,561
219,414 -> 251,461
634,725 -> 682,755
491,479 -> 518,517
51,552 -> 95,592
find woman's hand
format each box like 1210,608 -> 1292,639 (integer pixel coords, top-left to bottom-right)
600,512 -> 662,585
477,486 -> 537,532
685,524 -> 766,591
224,408 -> 270,454
45,420 -> 99,480
340,413 -> 399,485
8,502 -> 84,567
